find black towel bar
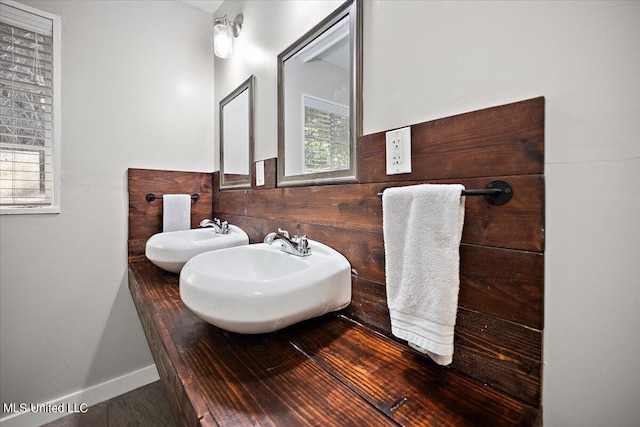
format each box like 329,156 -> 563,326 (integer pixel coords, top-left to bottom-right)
377,180 -> 513,206
145,193 -> 200,202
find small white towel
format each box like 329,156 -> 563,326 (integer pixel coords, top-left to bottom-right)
162,194 -> 191,232
382,184 -> 465,366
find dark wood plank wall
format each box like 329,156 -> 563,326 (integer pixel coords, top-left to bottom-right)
212,97 -> 545,406
128,169 -> 213,261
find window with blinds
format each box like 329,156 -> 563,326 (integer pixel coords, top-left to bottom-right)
0,1 -> 59,213
303,95 -> 349,174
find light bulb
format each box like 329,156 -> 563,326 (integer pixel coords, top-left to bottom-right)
214,20 -> 232,58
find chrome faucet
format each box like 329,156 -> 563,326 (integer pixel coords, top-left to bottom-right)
199,218 -> 230,234
263,228 -> 311,257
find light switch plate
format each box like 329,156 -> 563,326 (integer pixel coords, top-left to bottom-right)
255,160 -> 265,186
386,127 -> 412,175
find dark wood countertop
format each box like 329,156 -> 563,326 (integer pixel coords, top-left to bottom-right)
128,260 -> 539,426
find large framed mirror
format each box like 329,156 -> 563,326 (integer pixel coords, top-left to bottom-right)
277,0 -> 362,187
220,75 -> 254,189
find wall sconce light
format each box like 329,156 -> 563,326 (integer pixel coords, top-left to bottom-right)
214,14 -> 243,58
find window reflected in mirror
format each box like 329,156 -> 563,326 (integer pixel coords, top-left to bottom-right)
304,94 -> 349,174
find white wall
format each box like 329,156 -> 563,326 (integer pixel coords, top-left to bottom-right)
214,0 -> 640,425
0,0 -> 214,423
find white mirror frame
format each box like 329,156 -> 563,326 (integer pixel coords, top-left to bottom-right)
277,0 -> 362,187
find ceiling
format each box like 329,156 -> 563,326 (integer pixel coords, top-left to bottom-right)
181,0 -> 224,14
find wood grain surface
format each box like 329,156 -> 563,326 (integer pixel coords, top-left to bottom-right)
129,260 -> 539,426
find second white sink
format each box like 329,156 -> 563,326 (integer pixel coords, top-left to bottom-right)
145,225 -> 249,273
179,240 -> 351,334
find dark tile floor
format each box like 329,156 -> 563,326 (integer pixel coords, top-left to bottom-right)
41,381 -> 176,427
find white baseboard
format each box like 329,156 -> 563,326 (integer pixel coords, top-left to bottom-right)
0,364 -> 159,427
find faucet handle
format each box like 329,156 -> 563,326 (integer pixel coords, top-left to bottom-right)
277,228 -> 290,239
297,235 -> 311,255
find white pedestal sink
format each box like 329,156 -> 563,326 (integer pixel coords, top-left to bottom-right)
145,225 -> 249,273
179,240 -> 351,334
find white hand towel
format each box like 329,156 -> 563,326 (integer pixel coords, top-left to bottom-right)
382,184 -> 465,366
162,194 -> 191,232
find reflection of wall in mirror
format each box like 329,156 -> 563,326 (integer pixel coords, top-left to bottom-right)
284,18 -> 350,176
223,89 -> 250,175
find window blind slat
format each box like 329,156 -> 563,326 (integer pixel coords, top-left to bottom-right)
1,113 -> 51,124
0,4 -> 53,36
0,53 -> 52,71
0,71 -> 52,86
0,132 -> 51,142
0,85 -> 53,98
0,38 -> 53,57
0,26 -> 53,47
0,117 -> 52,129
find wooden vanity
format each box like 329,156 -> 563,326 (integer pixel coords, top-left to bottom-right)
129,260 -> 539,426
128,98 -> 544,426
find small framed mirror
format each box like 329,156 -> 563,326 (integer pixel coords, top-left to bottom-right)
277,0 -> 362,187
220,75 -> 254,189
